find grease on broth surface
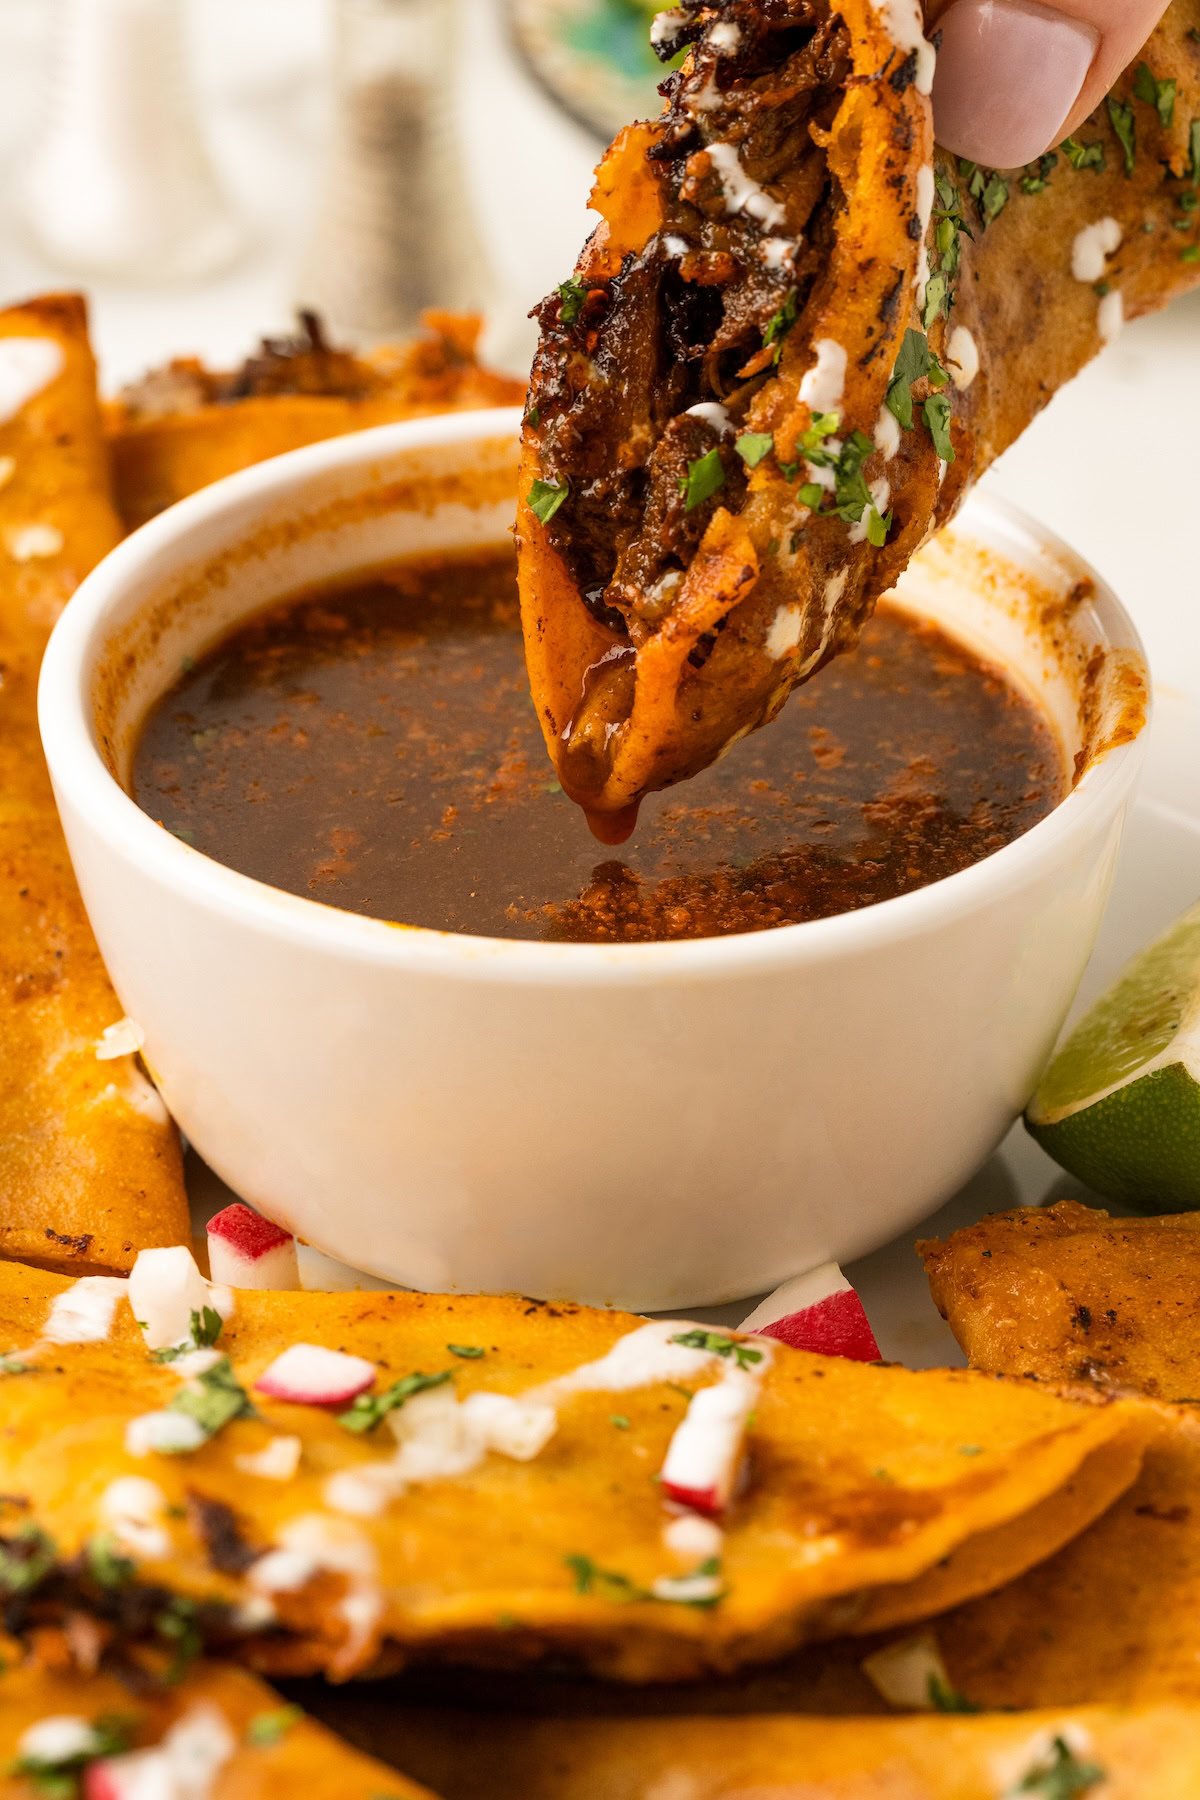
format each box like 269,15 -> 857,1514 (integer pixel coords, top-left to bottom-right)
131,547 -> 1065,943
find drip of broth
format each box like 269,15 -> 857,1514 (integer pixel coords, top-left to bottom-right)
132,547 -> 1065,943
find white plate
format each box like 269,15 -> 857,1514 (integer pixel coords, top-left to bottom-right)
185,680 -> 1200,1351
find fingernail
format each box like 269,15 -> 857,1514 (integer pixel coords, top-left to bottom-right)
932,0 -> 1099,169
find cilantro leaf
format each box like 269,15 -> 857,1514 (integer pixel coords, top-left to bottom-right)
679,448 -> 726,513
670,1328 -> 764,1372
921,271 -> 948,330
1013,1735 -> 1105,1797
557,278 -> 590,326
156,1597 -> 202,1686
735,431 -> 774,468
762,289 -> 798,361
1107,97 -> 1136,175
923,393 -> 955,462
1060,136 -> 1105,171
565,1554 -> 646,1601
1020,152 -> 1057,195
981,173 -> 1009,223
865,507 -> 893,549
798,481 -> 827,509
247,1706 -> 304,1747
928,1674 -> 980,1713
339,1368 -> 454,1434
152,1306 -> 224,1363
0,1525 -> 56,1597
170,1357 -> 253,1440
86,1532 -> 136,1591
886,329 -> 947,429
1134,61 -> 1176,129
528,478 -> 569,525
447,1344 -> 486,1359
1189,119 -> 1200,182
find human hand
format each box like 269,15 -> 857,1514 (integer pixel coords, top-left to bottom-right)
928,0 -> 1173,168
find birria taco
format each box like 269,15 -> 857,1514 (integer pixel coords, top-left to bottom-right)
0,295 -> 188,1275
0,1252 -> 1146,1682
518,0 -> 1200,829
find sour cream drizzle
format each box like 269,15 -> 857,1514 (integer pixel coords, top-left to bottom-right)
44,1276 -> 127,1345
798,338 -> 847,415
706,142 -> 787,232
872,0 -> 936,94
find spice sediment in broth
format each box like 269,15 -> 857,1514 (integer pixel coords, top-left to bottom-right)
132,547 -> 1064,943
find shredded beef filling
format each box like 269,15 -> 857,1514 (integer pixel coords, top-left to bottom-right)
528,0 -> 850,633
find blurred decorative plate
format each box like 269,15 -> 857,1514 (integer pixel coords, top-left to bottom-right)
510,0 -> 667,139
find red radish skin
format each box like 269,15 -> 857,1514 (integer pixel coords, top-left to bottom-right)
757,1291 -> 881,1361
84,1764 -> 126,1800
207,1204 -> 299,1291
661,1478 -> 723,1517
740,1263 -> 881,1363
660,1379 -> 756,1518
255,1343 -> 376,1407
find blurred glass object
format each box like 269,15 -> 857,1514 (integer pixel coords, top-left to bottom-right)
21,0 -> 242,283
297,0 -> 445,341
510,0 -> 667,138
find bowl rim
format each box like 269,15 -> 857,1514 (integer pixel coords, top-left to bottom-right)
39,405 -> 1150,987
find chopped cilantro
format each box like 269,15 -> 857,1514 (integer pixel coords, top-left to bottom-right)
1060,135 -> 1105,172
247,1706 -> 304,1747
339,1367 -> 454,1434
923,393 -> 955,462
8,1713 -> 134,1796
928,1673 -> 980,1713
652,1555 -> 727,1609
170,1357 -> 253,1441
798,411 -> 841,455
527,478 -> 569,525
1012,1735 -> 1105,1797
0,1354 -> 30,1376
156,1596 -> 202,1685
86,1532 -> 136,1590
887,329 -> 947,429
980,173 -> 1009,222
1134,61 -> 1176,129
1189,120 -> 1200,182
1107,97 -> 1136,175
958,1444 -> 984,1457
565,1554 -> 646,1602
798,481 -> 827,509
556,277 -> 590,326
921,271 -> 948,330
152,1305 -> 224,1362
609,1413 -> 631,1430
1020,152 -> 1057,195
865,507 -> 892,549
447,1344 -> 485,1359
670,1329 -> 764,1372
0,1525 -> 55,1596
679,448 -> 726,512
523,405 -> 541,428
1182,244 -> 1200,262
762,289 -> 798,361
735,431 -> 774,468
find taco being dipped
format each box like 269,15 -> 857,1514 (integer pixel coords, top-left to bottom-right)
518,0 -> 1200,834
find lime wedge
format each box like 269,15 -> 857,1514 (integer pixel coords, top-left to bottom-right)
1026,900 -> 1200,1210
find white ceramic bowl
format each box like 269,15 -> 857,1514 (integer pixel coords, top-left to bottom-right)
39,408 -> 1149,1308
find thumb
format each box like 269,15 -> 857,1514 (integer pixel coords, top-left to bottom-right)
927,0 -> 1171,170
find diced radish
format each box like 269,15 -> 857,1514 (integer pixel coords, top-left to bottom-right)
206,1204 -> 299,1291
255,1343 -> 376,1407
127,1246 -> 234,1351
660,1379 -> 754,1517
739,1262 -> 881,1362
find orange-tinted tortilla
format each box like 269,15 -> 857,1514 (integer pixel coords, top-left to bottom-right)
914,1199 -> 1200,1705
305,1696 -> 1200,1800
0,294 -> 188,1275
0,1257 -> 1146,1682
518,1 -> 1200,821
0,1654 -> 433,1799
107,312 -> 524,530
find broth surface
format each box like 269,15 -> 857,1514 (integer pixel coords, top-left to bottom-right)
132,549 -> 1064,943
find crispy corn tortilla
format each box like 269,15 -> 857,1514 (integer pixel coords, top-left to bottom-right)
0,1258 -> 1147,1683
107,312 -> 524,530
297,1697 -> 1200,1800
518,0 -> 1200,821
921,1198 -> 1200,1397
0,1654 -> 433,1799
913,1201 -> 1200,1705
0,294 -> 188,1276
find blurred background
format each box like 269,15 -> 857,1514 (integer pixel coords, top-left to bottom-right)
0,0 -> 1196,680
